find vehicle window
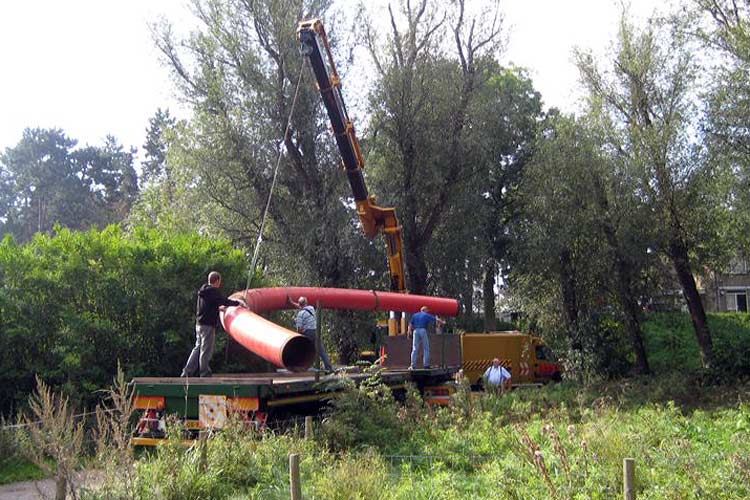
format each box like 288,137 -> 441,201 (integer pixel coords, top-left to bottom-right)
535,345 -> 547,360
536,346 -> 556,361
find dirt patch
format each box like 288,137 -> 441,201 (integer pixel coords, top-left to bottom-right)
0,478 -> 56,500
0,472 -> 101,500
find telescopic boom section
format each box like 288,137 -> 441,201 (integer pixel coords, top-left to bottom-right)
297,19 -> 406,294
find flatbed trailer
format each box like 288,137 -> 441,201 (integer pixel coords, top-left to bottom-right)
131,367 -> 455,445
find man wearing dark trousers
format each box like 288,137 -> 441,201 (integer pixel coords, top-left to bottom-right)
181,271 -> 243,378
290,296 -> 334,372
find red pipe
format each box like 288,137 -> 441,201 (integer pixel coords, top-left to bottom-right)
230,287 -> 460,316
220,287 -> 460,372
221,307 -> 315,371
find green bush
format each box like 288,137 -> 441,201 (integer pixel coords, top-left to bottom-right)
0,225 -> 247,414
0,418 -> 21,468
643,312 -> 750,376
551,313 -> 632,381
319,368 -> 409,452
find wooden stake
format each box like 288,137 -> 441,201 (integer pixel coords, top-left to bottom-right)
199,431 -> 208,472
305,416 -> 313,439
623,458 -> 635,500
315,300 -> 322,383
290,453 -> 302,500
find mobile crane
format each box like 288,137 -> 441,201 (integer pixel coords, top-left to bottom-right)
297,19 -> 407,335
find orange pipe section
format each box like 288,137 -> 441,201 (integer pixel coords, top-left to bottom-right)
220,287 -> 460,372
221,306 -> 315,371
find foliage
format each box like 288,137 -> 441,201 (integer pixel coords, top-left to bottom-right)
643,312 -> 750,377
140,108 -> 178,188
364,0 -> 525,302
319,366 -> 409,451
557,313 -> 633,382
687,1 -> 750,253
0,417 -> 43,485
0,459 -> 44,485
0,416 -> 22,468
0,129 -> 138,242
0,225 -> 247,414
573,6 -> 738,369
90,364 -> 138,499
78,375 -> 750,500
147,0 -> 388,361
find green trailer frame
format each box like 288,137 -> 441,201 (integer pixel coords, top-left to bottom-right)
131,367 -> 455,445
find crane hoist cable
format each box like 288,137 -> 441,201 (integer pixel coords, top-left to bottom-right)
243,57 -> 307,302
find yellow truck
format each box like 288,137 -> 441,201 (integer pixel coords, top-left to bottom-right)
460,331 -> 561,386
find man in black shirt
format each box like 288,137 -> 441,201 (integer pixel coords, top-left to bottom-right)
181,271 -> 243,377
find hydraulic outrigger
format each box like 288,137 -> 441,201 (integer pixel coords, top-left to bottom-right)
297,19 -> 407,335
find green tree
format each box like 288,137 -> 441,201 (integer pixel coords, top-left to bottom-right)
574,9 -> 730,368
141,108 -> 177,188
1,128 -> 80,240
365,0 -> 505,295
510,113 -> 652,376
425,65 -> 543,329
73,136 -> 139,222
151,0 -> 384,361
474,67 -> 542,330
0,129 -> 138,242
690,1 -> 750,251
511,114 -> 611,332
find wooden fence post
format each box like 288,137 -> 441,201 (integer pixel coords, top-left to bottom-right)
290,453 -> 302,500
305,416 -> 313,439
315,300 -> 322,383
199,431 -> 208,472
623,458 -> 635,500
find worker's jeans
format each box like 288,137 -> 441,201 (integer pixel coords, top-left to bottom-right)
303,329 -> 334,372
181,324 -> 215,377
410,328 -> 430,368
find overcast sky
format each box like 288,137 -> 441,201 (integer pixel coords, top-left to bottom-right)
0,0 -> 658,156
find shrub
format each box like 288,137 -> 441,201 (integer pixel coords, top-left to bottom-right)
22,376 -> 85,500
0,225 -> 248,413
643,312 -> 750,376
0,417 -> 22,468
319,367 -> 407,451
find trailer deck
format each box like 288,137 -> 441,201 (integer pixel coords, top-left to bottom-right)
131,367 -> 456,445
133,368 -> 453,408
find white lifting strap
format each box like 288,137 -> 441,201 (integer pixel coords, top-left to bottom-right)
244,57 -> 307,302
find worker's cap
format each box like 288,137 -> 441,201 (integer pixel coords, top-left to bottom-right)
420,305 -> 429,312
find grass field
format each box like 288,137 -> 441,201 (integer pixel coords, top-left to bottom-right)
67,374 -> 748,500
1,312 -> 749,499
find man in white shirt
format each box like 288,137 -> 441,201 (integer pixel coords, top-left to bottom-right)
483,358 -> 511,395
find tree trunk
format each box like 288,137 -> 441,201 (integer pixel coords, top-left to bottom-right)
483,259 -> 496,332
600,220 -> 651,374
669,236 -> 714,369
405,245 -> 428,295
614,256 -> 651,375
463,283 -> 474,323
559,248 -> 579,328
55,473 -> 66,500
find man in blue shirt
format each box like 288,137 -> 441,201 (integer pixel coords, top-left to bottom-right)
407,306 -> 445,369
